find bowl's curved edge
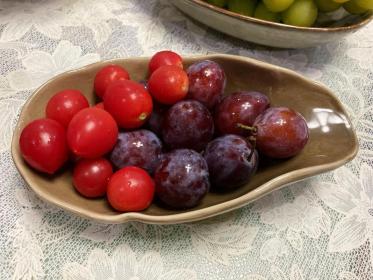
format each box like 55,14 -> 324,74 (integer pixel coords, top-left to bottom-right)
184,0 -> 373,33
11,54 -> 359,224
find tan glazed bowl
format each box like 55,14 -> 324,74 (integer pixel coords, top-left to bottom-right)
172,0 -> 373,48
12,54 -> 358,224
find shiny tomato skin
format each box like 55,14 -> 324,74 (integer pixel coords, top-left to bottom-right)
94,65 -> 130,98
94,102 -> 105,110
104,80 -> 153,129
148,65 -> 188,105
46,89 -> 89,127
148,50 -> 183,74
19,118 -> 68,174
107,166 -> 155,212
67,108 -> 118,158
73,158 -> 113,198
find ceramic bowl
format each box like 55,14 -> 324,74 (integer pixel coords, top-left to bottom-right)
12,54 -> 358,224
172,0 -> 373,48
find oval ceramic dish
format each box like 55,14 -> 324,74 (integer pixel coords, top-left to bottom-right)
172,0 -> 373,48
12,54 -> 358,224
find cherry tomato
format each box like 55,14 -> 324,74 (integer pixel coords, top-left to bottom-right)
148,50 -> 183,74
107,166 -> 155,212
46,89 -> 89,127
104,80 -> 153,129
19,118 -> 68,174
67,108 -> 118,158
94,65 -> 130,98
148,65 -> 188,105
94,102 -> 105,110
73,158 -> 113,198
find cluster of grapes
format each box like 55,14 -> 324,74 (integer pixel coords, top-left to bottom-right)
19,50 -> 309,212
116,52 -> 309,210
205,0 -> 373,27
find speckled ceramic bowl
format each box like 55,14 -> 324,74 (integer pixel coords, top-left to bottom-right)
172,0 -> 373,48
12,54 -> 358,224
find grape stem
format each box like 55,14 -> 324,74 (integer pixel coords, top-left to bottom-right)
237,123 -> 257,160
237,123 -> 257,134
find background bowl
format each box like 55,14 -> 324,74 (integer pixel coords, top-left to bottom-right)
172,0 -> 373,48
12,54 -> 358,224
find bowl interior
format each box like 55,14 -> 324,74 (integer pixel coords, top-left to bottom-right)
12,55 -> 358,223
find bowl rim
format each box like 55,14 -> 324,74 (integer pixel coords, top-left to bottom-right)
184,0 -> 373,33
11,54 -> 359,224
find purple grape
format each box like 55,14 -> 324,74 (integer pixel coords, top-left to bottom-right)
162,100 -> 214,151
254,107 -> 309,159
147,102 -> 168,137
187,60 -> 226,109
204,135 -> 258,191
154,149 -> 210,209
110,129 -> 162,174
215,91 -> 270,136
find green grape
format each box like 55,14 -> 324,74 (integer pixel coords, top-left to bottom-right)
228,0 -> 257,16
254,2 -> 281,22
344,0 -> 372,13
314,0 -> 342,12
206,0 -> 228,8
263,0 -> 295,12
282,0 -> 318,27
356,0 -> 373,9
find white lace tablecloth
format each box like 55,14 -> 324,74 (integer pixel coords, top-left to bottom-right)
1,1 -> 372,279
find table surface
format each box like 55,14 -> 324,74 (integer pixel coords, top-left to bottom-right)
1,1 -> 372,279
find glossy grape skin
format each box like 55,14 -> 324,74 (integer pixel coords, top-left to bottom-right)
154,149 -> 210,209
282,0 -> 318,27
345,0 -> 372,13
228,0 -> 257,16
204,135 -> 258,192
356,0 -> 373,9
162,100 -> 214,151
254,107 -> 309,159
254,2 -> 281,22
110,130 -> 162,174
146,102 -> 168,137
314,0 -> 341,12
187,60 -> 226,110
263,0 -> 294,12
215,91 -> 270,136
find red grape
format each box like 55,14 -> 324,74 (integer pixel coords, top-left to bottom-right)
215,91 -> 270,136
162,100 -> 214,151
204,135 -> 258,191
154,149 -> 210,209
187,60 -> 226,109
254,107 -> 309,158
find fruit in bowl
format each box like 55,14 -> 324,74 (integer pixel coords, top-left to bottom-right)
206,0 -> 373,27
17,50 -> 311,212
12,53 -> 357,224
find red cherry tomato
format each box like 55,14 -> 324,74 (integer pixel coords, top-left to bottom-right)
107,166 -> 155,211
67,108 -> 118,158
73,158 -> 113,198
148,50 -> 183,74
94,65 -> 130,98
148,65 -> 188,105
46,89 -> 89,127
19,118 -> 68,174
104,80 -> 153,129
94,102 -> 105,110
